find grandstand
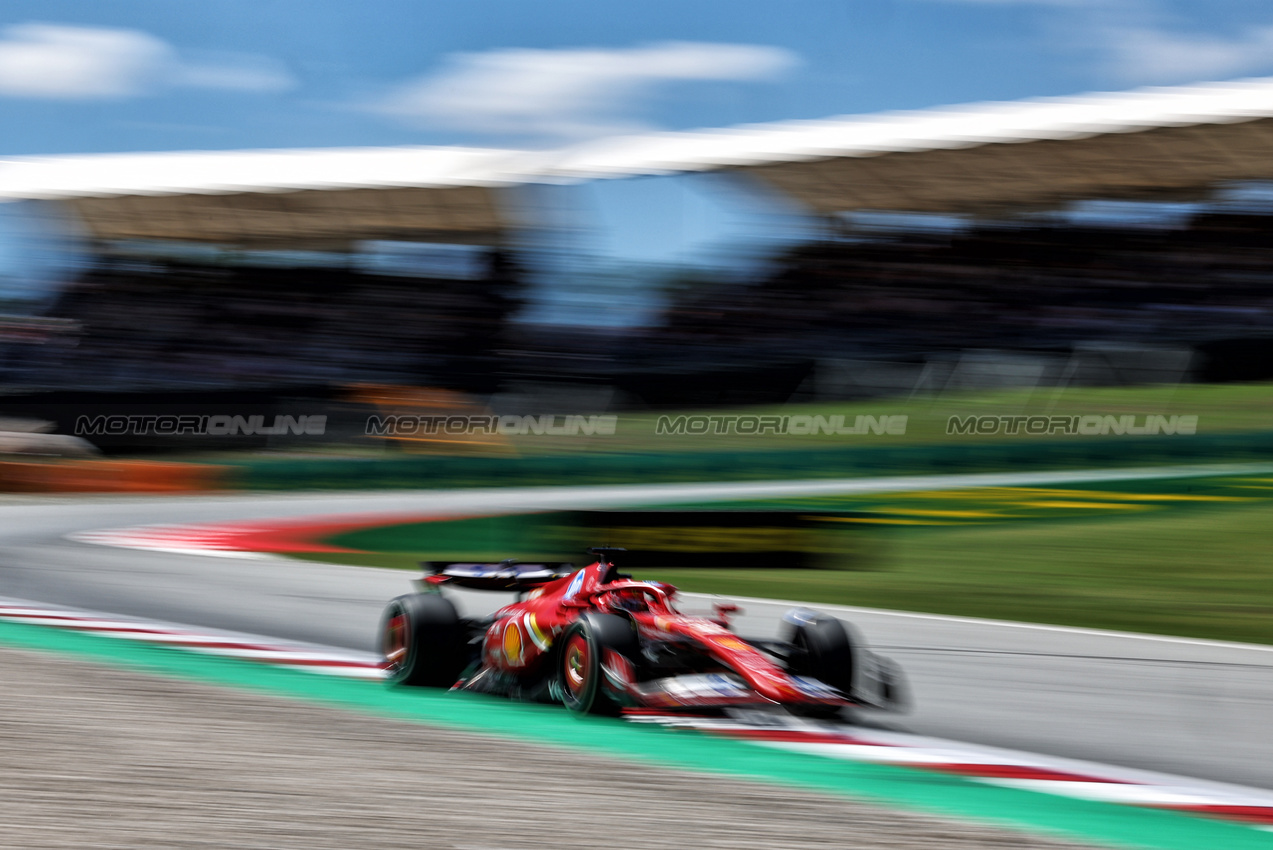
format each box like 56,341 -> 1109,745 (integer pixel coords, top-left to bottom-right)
652,210 -> 1273,387
3,76 -> 1273,413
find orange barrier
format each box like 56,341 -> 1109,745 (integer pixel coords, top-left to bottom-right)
347,383 -> 515,454
0,460 -> 227,493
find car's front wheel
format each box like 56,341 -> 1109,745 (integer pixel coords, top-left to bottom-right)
783,610 -> 855,694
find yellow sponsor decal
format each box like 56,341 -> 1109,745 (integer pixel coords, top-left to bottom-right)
525,612 -> 551,651
502,621 -> 524,665
713,636 -> 751,653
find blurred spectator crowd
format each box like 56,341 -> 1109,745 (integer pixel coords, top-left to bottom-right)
1,251 -> 523,393
652,211 -> 1273,367
5,211 -> 1273,398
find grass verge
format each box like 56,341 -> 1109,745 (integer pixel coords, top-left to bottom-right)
305,501 -> 1273,645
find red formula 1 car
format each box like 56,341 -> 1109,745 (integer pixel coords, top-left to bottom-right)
379,548 -> 904,716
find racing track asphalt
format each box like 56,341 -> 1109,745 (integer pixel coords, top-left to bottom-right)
2,471 -> 1272,792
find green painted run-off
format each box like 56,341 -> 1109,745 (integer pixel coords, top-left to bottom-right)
1,619 -> 1271,850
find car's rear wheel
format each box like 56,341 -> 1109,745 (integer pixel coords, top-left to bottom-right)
380,593 -> 466,687
559,614 -> 638,716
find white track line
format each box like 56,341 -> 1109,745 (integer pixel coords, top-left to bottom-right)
0,598 -> 384,679
68,525 -> 279,559
627,712 -> 1273,828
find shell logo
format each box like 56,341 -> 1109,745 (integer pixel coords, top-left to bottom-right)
503,621 -> 524,665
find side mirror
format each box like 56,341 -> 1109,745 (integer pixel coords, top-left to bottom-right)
714,603 -> 741,616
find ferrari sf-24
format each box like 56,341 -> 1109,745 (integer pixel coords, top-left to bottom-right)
379,548 -> 905,716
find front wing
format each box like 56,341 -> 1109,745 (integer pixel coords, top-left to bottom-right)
600,647 -> 905,712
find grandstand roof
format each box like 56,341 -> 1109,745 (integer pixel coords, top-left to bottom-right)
0,146 -> 529,246
545,76 -> 1273,214
5,76 -> 1273,242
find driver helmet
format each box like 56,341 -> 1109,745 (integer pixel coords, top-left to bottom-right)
613,589 -> 648,612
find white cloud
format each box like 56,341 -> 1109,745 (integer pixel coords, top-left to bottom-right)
175,52 -> 295,94
1102,25 -> 1273,84
377,41 -> 798,138
0,22 -> 294,100
908,0 -> 1273,86
0,23 -> 170,98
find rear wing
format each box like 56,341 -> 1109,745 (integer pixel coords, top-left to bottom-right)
420,560 -> 576,592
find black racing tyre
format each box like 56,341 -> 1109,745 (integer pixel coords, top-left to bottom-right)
782,610 -> 855,696
380,593 -> 466,687
558,613 -> 638,716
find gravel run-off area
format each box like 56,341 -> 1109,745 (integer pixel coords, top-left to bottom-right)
0,645 -> 1105,850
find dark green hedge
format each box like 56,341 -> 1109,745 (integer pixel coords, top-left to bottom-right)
229,431 -> 1273,491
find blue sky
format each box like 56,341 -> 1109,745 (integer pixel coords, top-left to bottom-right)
4,0 -> 1273,154
3,0 -> 1273,312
